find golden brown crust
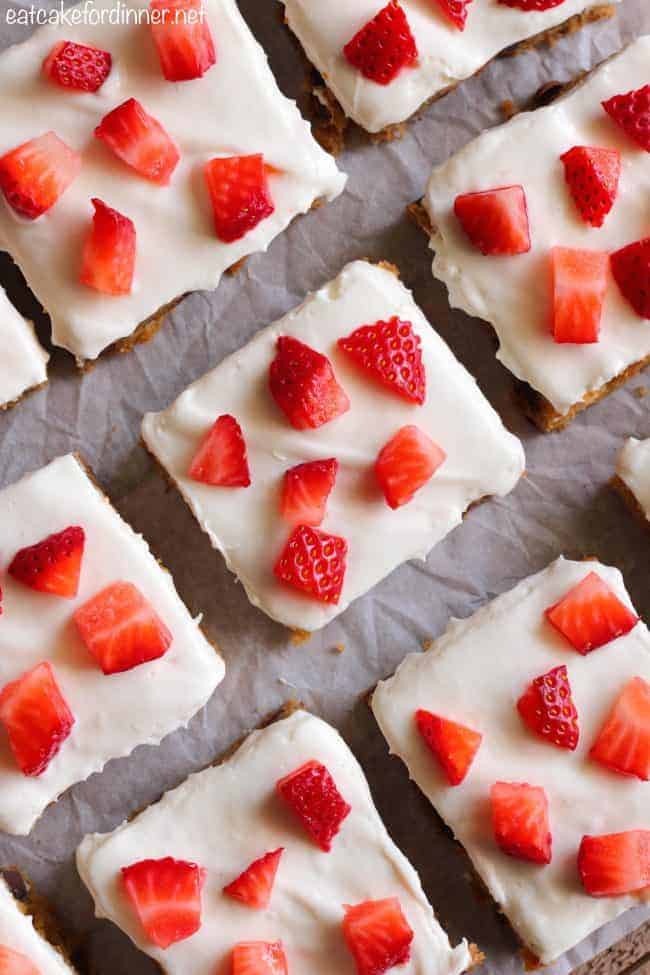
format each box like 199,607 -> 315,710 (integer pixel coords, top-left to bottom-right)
1,868 -> 79,971
0,378 -> 48,412
611,474 -> 650,531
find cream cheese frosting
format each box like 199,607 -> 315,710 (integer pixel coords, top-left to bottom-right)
424,36 -> 650,419
0,878 -> 76,974
0,286 -> 48,408
372,557 -> 650,964
0,454 -> 224,835
142,260 -> 525,632
77,708 -> 472,975
617,437 -> 650,520
0,0 -> 346,362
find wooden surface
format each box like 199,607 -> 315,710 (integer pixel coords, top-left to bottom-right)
573,922 -> 650,975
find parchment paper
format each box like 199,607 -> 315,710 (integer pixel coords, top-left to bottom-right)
0,1 -> 649,971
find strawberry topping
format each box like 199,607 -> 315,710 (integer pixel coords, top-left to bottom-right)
343,1 -> 418,86
338,317 -> 426,404
415,709 -> 482,785
578,831 -> 650,897
560,146 -> 621,228
545,572 -> 639,655
204,153 -> 274,243
122,857 -> 206,949
277,759 -> 351,851
550,247 -> 608,345
223,848 -> 284,910
231,941 -> 288,975
454,185 -> 531,256
342,898 -> 414,975
602,84 -> 650,152
80,198 -> 136,296
280,458 -> 338,526
590,677 -> 650,781
491,782 -> 552,865
150,0 -> 216,82
0,132 -> 81,219
269,336 -> 350,430
42,40 -> 112,92
274,525 -> 347,605
95,98 -> 180,184
375,425 -> 446,510
0,661 -> 74,777
611,238 -> 650,320
498,0 -> 566,8
8,525 -> 85,598
517,665 -> 579,751
0,947 -> 41,975
431,0 -> 473,30
188,414 -> 251,487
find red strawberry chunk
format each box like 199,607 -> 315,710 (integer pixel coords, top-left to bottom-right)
343,1 -> 417,86
74,581 -> 173,675
560,146 -> 620,228
0,132 -> 81,219
0,946 -> 41,975
277,759 -> 351,851
338,317 -> 426,404
231,941 -> 288,975
150,0 -> 216,82
498,0 -> 566,8
204,153 -> 274,243
550,247 -> 608,345
122,857 -> 206,949
375,425 -> 446,510
188,414 -> 251,487
611,238 -> 650,320
43,40 -> 112,92
545,572 -> 638,655
280,458 -> 338,527
454,185 -> 531,257
578,831 -> 650,897
343,898 -> 414,975
269,336 -> 350,430
415,709 -> 482,785
80,198 -> 136,296
8,525 -> 85,598
491,782 -> 552,865
0,661 -> 74,777
431,0 -> 473,30
274,525 -> 347,605
223,848 -> 284,909
517,665 -> 579,751
590,677 -> 650,781
602,84 -> 650,152
95,98 -> 180,185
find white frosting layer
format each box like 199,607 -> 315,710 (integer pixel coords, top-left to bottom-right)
278,0 -> 611,134
77,709 -> 471,975
0,0 -> 346,362
0,286 -> 48,408
372,557 -> 650,964
142,260 -> 525,631
0,878 -> 75,974
617,438 -> 650,519
0,454 -> 224,835
424,37 -> 650,417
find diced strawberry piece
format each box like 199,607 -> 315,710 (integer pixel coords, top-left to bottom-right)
224,848 -> 284,909
578,831 -> 650,897
415,709 -> 482,785
550,247 -> 608,345
0,946 -> 40,975
611,238 -> 650,320
269,336 -> 350,430
498,0 -> 566,8
590,677 -> 650,781
204,153 -> 274,243
491,782 -> 552,865
602,84 -> 650,152
8,525 -> 85,598
277,759 -> 351,851
338,317 -> 426,405
150,0 -> 216,82
375,425 -> 446,510
43,40 -> 112,92
431,0 -> 473,30
274,525 -> 347,605
280,459 -> 338,527
188,414 -> 251,487
454,185 -> 531,256
545,572 -> 639,655
0,132 -> 81,219
231,941 -> 288,975
0,661 -> 74,777
560,146 -> 620,228
80,198 -> 136,296
121,857 -> 206,949
342,898 -> 414,975
94,98 -> 180,185
74,581 -> 173,675
517,665 -> 579,751
343,1 -> 418,86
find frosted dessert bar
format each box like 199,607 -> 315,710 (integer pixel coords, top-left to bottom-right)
614,437 -> 650,527
0,286 -> 48,409
0,873 -> 77,974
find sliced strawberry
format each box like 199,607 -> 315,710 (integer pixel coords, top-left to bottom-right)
0,661 -> 74,777
343,1 -> 418,86
375,425 -> 446,510
611,238 -> 650,320
517,665 -> 579,751
550,247 -> 608,345
590,677 -> 650,781
0,132 -> 81,219
223,848 -> 284,910
80,198 -> 136,296
545,572 -> 639,655
431,0 -> 473,30
342,898 -> 414,975
491,782 -> 552,865
8,525 -> 84,598
498,0 -> 566,8
204,153 -> 274,243
0,947 -> 40,975
602,84 -> 650,152
454,185 -> 531,256
188,414 -> 251,487
43,40 -> 112,92
231,941 -> 288,975
94,98 -> 180,185
74,581 -> 173,675
277,759 -> 351,851
578,831 -> 650,897
280,458 -> 338,527
560,146 -> 620,228
415,709 -> 482,785
150,0 -> 216,82
338,317 -> 426,404
274,525 -> 347,605
121,857 -> 206,949
269,336 -> 350,430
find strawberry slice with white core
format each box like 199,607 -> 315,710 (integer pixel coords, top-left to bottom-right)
94,98 -> 180,185
431,0 -> 473,30
8,525 -> 84,598
545,571 -> 639,654
274,525 -> 347,604
491,782 -> 552,865
280,458 -> 338,527
0,947 -> 40,975
517,664 -> 579,751
0,132 -> 81,219
231,941 -> 288,975
560,146 -> 621,228
578,831 -> 650,897
375,424 -> 446,509
550,247 -> 608,344
342,898 -> 414,975
122,857 -> 206,949
343,1 -> 418,86
454,185 -> 531,256
415,709 -> 482,785
80,198 -> 136,296
269,336 -> 350,430
43,40 -> 112,92
188,414 -> 251,487
204,153 -> 274,243
223,848 -> 284,909
150,0 -> 216,82
0,661 -> 74,777
277,759 -> 351,851
611,238 -> 650,320
337,317 -> 426,404
590,677 -> 650,781
602,84 -> 650,153
74,581 -> 173,675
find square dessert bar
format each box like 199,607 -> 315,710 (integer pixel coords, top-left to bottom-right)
423,37 -> 650,431
372,557 -> 650,964
77,707 -> 473,975
0,286 -> 48,409
614,437 -> 650,527
0,453 -> 224,835
0,872 -> 77,973
0,0 -> 345,364
142,260 -> 525,632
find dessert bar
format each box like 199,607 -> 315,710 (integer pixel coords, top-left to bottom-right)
0,286 -> 48,409
614,436 -> 650,527
0,871 -> 77,974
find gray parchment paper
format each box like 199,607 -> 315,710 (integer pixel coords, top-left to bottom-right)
0,1 -> 649,972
